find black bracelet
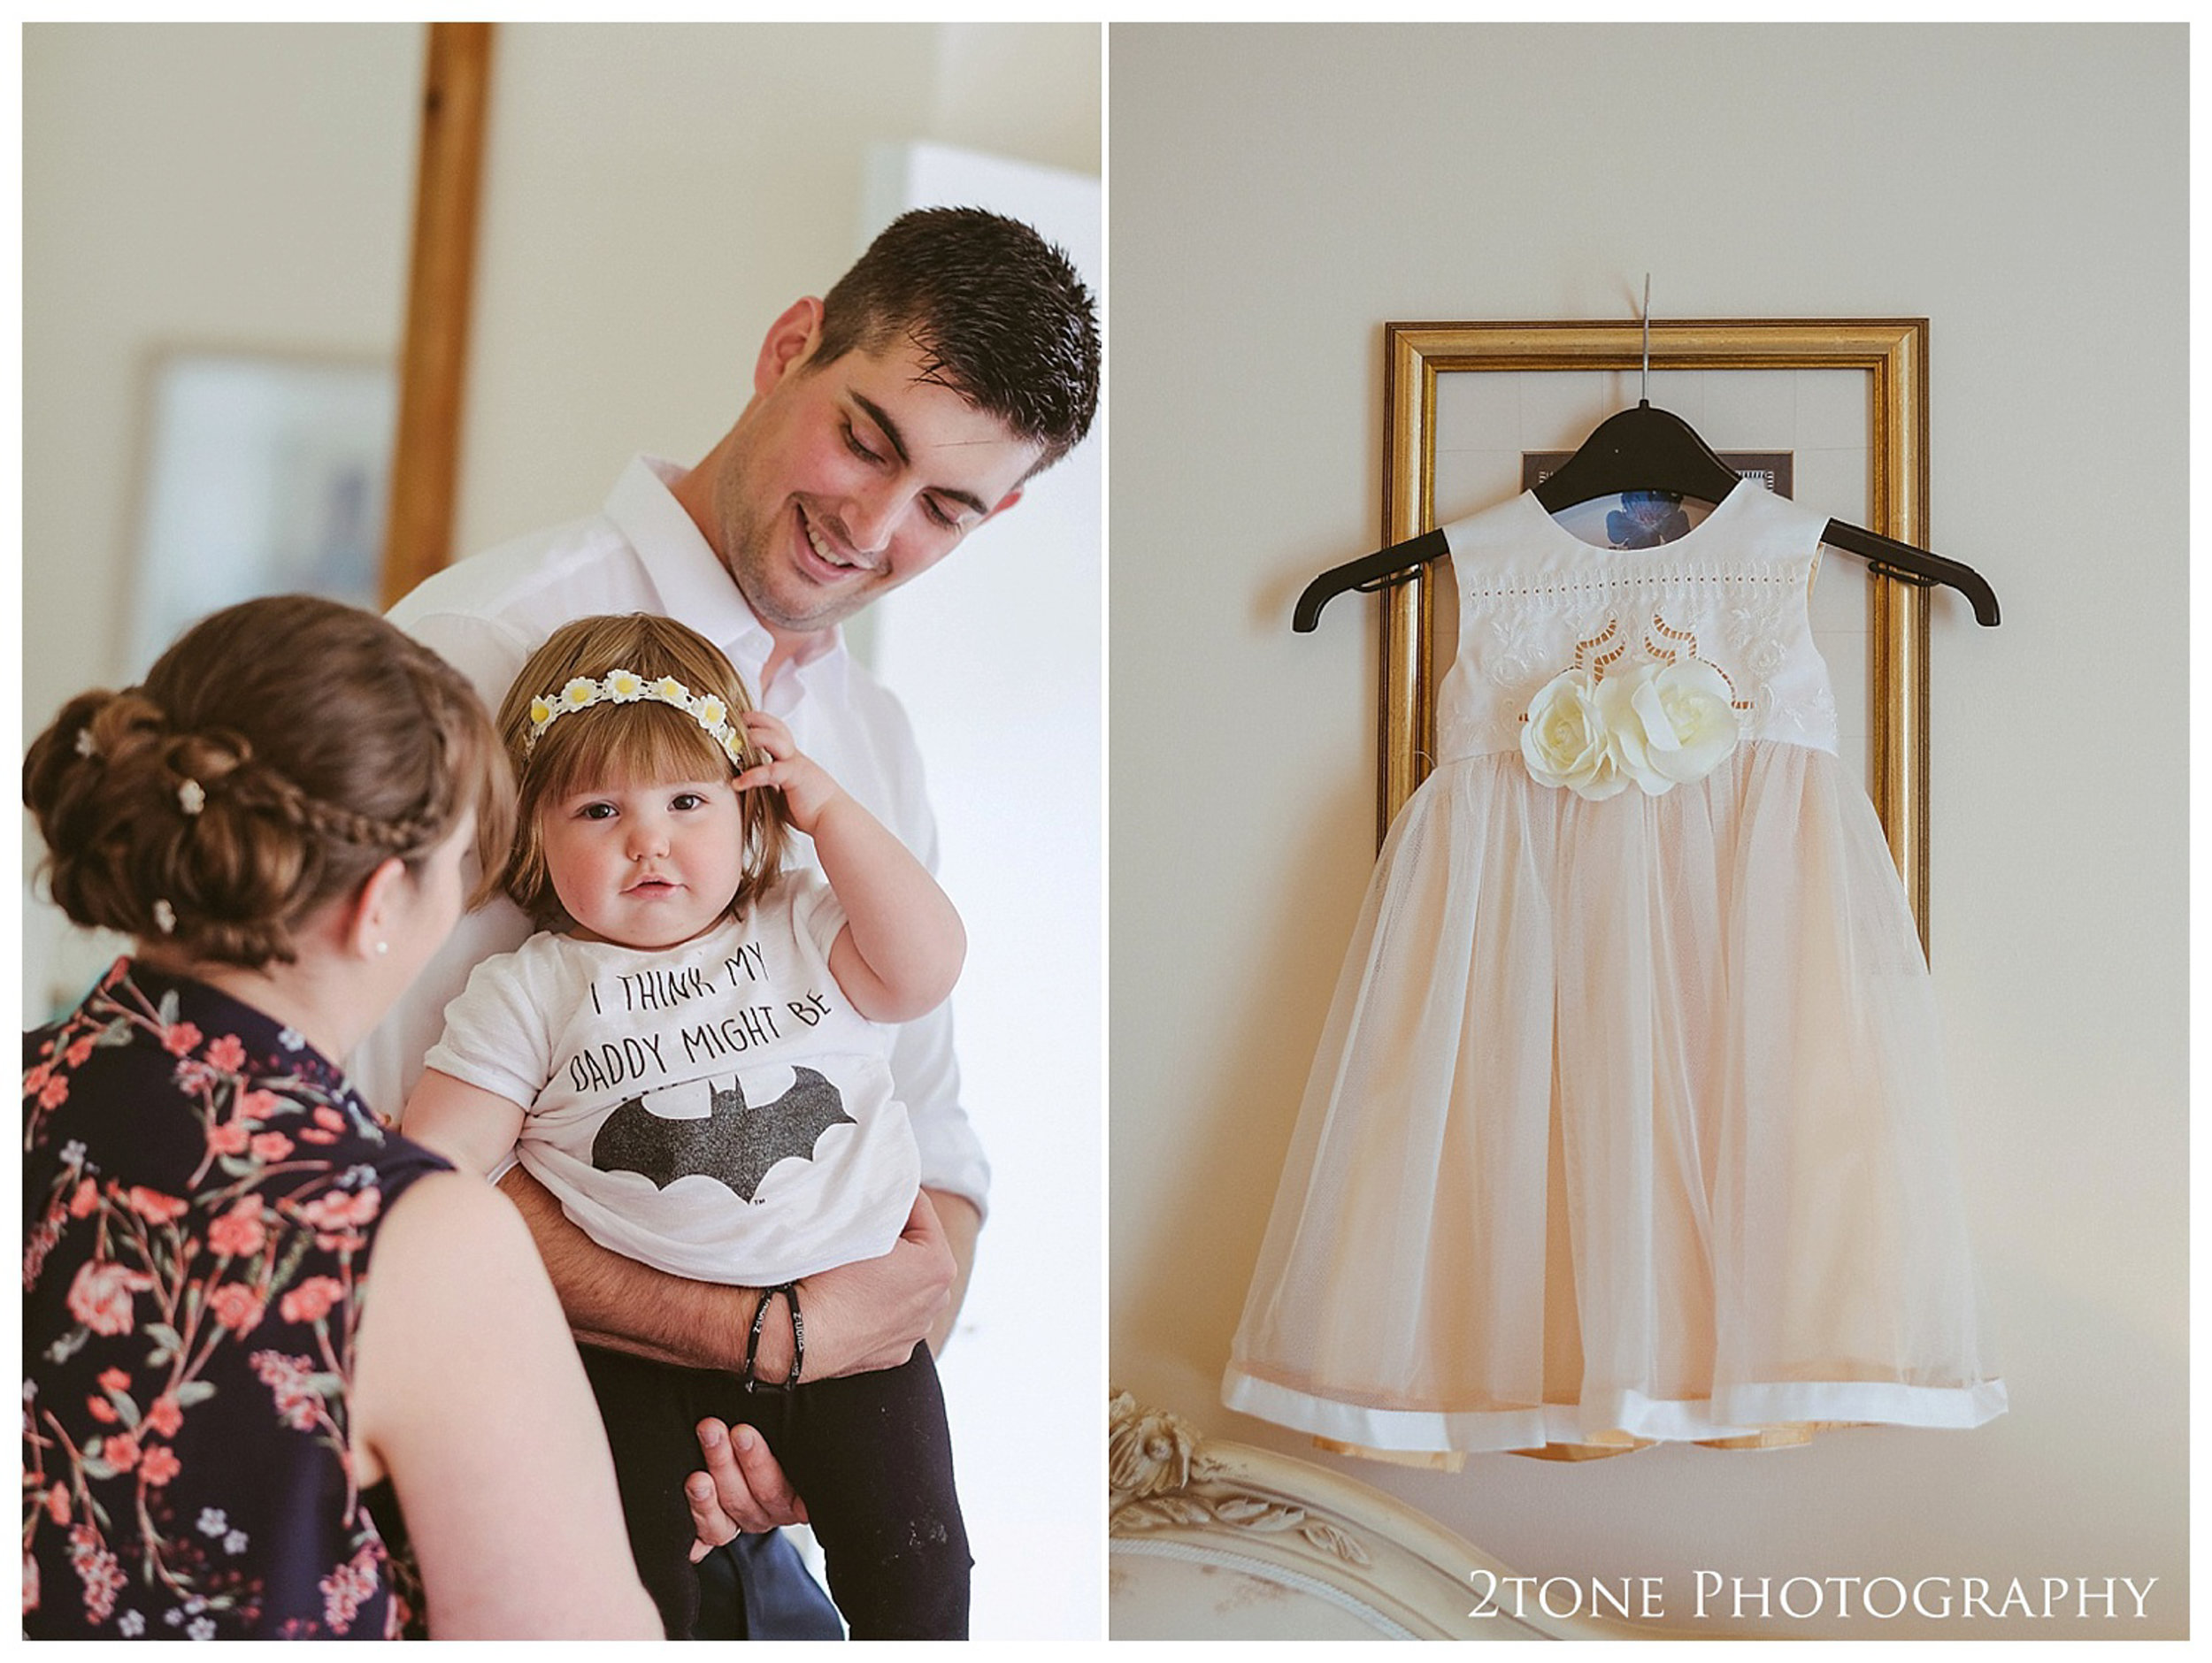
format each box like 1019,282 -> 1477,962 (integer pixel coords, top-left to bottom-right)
741,1283 -> 802,1393
782,1282 -> 804,1391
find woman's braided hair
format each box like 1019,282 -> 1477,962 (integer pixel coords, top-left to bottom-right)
24,594 -> 515,969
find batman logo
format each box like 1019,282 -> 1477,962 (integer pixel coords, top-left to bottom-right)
589,1067 -> 854,1200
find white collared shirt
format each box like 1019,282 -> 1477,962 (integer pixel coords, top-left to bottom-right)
350,456 -> 989,1210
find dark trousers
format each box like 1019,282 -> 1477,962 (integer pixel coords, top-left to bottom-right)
579,1343 -> 970,1640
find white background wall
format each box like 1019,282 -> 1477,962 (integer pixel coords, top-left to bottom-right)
23,21 -> 1102,1641
1108,23 -> 2185,1640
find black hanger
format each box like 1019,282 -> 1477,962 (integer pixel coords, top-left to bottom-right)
1294,398 -> 2001,631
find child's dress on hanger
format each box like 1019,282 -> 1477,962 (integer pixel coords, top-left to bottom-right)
1223,482 -> 2005,1457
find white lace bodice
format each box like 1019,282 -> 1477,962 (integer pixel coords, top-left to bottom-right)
1434,484 -> 1840,763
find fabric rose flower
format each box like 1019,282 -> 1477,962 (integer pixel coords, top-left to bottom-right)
1520,669 -> 1627,801
1599,659 -> 1740,795
1522,656 -> 1743,801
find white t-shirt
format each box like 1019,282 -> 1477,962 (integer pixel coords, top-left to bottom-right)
354,456 -> 987,1211
424,876 -> 918,1285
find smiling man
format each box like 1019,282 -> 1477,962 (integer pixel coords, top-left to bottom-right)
354,207 -> 1100,1636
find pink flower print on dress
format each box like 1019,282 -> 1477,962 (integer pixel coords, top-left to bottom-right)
126,1187 -> 188,1226
204,1034 -> 247,1074
160,1023 -> 203,1058
65,1261 -> 154,1337
69,1529 -> 124,1624
208,1199 -> 267,1260
205,1283 -> 266,1336
279,1276 -> 345,1326
250,1352 -> 321,1431
320,1543 -> 382,1635
296,1188 -> 380,1251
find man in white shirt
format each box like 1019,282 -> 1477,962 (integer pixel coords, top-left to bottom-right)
357,206 -> 1099,1636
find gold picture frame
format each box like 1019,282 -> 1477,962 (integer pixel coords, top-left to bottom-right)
1376,318 -> 1933,948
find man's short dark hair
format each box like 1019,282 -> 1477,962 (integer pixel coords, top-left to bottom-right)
816,206 -> 1100,471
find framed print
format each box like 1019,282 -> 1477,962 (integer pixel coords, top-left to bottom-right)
124,348 -> 396,678
1375,319 -> 1935,946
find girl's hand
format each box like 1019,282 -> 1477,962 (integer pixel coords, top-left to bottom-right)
732,709 -> 847,834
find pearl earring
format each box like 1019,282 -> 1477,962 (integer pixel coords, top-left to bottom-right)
374,940 -> 389,957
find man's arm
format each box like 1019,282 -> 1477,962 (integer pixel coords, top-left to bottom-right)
496,1165 -> 955,1378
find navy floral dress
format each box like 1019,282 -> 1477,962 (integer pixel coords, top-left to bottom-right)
23,960 -> 449,1638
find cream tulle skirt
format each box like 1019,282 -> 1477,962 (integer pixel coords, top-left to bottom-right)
1223,742 -> 2005,1454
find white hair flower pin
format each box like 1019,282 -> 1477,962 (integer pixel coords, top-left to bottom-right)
178,778 -> 206,816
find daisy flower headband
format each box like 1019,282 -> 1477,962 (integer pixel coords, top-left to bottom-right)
524,669 -> 751,769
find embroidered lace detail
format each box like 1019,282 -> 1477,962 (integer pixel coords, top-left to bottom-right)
1446,556 -> 1834,762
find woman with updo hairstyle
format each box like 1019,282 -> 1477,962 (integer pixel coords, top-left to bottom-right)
22,594 -> 657,1640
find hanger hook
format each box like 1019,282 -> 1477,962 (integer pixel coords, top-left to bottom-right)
1640,272 -> 1651,405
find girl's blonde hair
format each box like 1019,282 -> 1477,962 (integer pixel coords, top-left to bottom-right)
24,594 -> 515,969
496,613 -> 786,931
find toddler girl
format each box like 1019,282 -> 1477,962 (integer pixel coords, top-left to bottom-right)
404,612 -> 967,1639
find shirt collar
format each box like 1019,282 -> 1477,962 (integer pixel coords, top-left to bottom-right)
607,456 -> 847,691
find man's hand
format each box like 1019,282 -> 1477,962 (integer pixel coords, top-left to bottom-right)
686,1418 -> 808,1560
680,1195 -> 960,1558
766,1192 -> 955,1381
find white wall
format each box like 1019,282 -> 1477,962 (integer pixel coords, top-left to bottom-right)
1108,23 -> 2185,1640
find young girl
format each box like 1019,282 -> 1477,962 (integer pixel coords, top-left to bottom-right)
403,612 -> 968,1640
